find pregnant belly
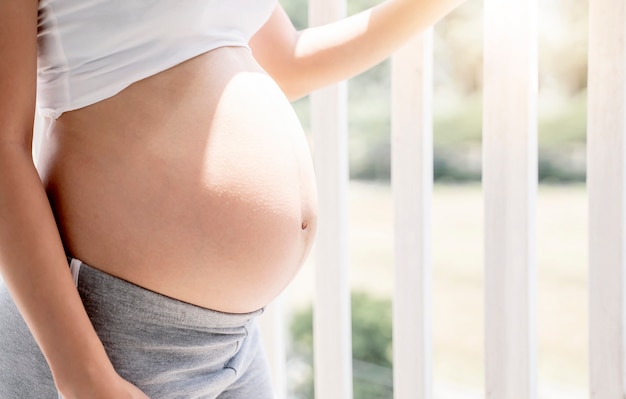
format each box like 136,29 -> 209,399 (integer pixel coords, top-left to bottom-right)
38,48 -> 317,313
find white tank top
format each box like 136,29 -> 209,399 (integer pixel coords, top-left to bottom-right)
36,0 -> 277,119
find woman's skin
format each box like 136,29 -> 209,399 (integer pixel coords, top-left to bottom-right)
0,0 -> 464,397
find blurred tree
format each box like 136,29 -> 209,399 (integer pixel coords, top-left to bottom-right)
282,0 -> 308,29
434,1 -> 484,95
539,0 -> 588,95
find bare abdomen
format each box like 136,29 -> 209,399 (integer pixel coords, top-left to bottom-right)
37,47 -> 317,313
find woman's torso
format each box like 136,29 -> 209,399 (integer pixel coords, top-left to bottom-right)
36,46 -> 318,313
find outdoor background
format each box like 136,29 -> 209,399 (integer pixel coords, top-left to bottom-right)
276,0 -> 589,398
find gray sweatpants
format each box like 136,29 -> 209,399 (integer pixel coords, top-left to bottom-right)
0,258 -> 275,399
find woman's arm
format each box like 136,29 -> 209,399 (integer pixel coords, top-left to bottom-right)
0,1 -> 147,397
250,0 -> 464,100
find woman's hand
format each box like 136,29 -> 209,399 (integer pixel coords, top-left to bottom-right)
59,372 -> 150,399
109,378 -> 152,399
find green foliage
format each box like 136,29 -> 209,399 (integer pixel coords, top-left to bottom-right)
280,0 -> 308,29
538,93 -> 587,148
289,292 -> 393,399
537,93 -> 587,183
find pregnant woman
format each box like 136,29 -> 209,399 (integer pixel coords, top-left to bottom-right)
0,0 -> 463,397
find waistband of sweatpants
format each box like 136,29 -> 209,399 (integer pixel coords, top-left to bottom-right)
67,256 -> 264,330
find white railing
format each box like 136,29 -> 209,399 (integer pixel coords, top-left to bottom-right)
483,0 -> 537,397
391,29 -> 433,399
308,0 -> 353,398
263,0 -> 626,398
588,0 -> 626,397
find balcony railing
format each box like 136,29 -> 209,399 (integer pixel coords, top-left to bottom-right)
258,0 -> 626,398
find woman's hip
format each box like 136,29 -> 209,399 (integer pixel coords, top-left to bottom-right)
0,258 -> 273,398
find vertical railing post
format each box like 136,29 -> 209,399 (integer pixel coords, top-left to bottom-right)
391,30 -> 433,399
483,0 -> 538,397
309,0 -> 352,398
588,1 -> 626,397
258,298 -> 287,399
